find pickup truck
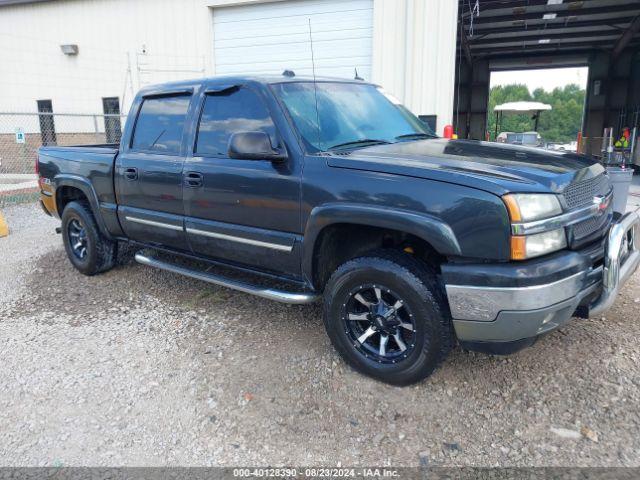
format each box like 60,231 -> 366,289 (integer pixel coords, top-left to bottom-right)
37,74 -> 640,385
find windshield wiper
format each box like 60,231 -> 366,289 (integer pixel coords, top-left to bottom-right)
395,132 -> 437,141
328,139 -> 392,151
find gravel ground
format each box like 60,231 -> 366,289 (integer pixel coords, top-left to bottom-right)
1,202 -> 640,467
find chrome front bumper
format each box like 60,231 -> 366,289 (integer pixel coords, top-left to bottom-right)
589,210 -> 640,315
446,209 -> 640,343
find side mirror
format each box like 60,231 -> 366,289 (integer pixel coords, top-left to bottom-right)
228,131 -> 287,162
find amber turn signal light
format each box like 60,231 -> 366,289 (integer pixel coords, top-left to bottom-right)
510,236 -> 527,261
502,194 -> 522,222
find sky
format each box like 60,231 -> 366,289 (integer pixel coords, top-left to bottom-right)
490,67 -> 589,93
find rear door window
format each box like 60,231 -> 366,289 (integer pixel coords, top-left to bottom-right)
131,95 -> 191,154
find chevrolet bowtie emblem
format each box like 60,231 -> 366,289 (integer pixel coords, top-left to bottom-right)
593,195 -> 610,213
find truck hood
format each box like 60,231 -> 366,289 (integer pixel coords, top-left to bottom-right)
327,138 -> 604,196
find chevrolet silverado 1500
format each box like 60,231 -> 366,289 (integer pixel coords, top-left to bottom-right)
37,75 -> 640,385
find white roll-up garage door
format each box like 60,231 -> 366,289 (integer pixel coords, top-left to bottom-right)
213,0 -> 373,80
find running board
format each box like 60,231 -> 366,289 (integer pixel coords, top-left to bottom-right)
134,251 -> 320,305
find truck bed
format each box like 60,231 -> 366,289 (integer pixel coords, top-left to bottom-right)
37,144 -> 119,210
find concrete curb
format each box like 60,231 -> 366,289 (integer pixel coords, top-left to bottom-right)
0,210 -> 8,238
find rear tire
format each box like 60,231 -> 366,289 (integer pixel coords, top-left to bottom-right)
323,250 -> 453,386
61,201 -> 117,276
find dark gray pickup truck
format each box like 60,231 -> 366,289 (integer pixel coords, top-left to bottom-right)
37,74 -> 640,385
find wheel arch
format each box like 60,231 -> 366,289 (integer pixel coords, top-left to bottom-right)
302,203 -> 461,290
54,175 -> 113,240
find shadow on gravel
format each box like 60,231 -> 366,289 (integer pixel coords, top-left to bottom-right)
14,243 -> 321,329
16,244 -> 640,379
16,243 -> 640,388
8,243 -> 640,465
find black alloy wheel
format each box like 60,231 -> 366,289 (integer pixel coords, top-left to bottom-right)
323,250 -> 453,385
61,201 -> 117,276
343,284 -> 417,364
67,218 -> 89,260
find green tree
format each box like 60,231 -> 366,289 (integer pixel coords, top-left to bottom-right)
487,83 -> 585,143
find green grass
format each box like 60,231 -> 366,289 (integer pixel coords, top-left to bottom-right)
0,190 -> 39,208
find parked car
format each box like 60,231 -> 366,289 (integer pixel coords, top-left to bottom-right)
497,131 -> 543,148
37,75 -> 640,385
547,142 -> 578,153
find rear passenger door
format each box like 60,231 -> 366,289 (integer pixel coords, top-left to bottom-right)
115,92 -> 192,250
183,85 -> 302,277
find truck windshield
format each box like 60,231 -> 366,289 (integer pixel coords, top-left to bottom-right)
272,82 -> 435,152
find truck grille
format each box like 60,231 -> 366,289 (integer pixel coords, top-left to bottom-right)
563,173 -> 612,246
563,173 -> 610,209
573,214 -> 610,239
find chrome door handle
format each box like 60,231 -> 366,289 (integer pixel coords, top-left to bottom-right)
184,172 -> 203,188
124,167 -> 138,181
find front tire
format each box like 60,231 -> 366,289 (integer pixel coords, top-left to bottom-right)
323,250 -> 453,386
61,201 -> 117,276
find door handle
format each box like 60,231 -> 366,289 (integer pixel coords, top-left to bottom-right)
124,167 -> 138,181
184,171 -> 204,188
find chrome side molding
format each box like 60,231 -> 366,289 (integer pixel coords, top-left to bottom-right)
185,227 -> 294,252
134,251 -> 319,305
125,216 -> 183,231
589,209 -> 640,315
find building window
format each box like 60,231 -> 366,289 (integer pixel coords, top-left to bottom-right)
37,99 -> 56,146
102,97 -> 122,144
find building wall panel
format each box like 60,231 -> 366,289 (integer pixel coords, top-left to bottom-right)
0,0 -> 458,136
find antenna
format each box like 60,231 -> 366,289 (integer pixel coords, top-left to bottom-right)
354,68 -> 363,81
308,18 -> 322,151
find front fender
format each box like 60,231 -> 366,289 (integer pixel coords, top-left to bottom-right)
302,203 -> 462,283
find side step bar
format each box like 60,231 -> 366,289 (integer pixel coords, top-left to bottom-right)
134,251 -> 320,305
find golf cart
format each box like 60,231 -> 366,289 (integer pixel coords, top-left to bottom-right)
493,101 -> 552,148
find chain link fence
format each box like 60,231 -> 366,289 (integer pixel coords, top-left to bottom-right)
0,112 -> 126,208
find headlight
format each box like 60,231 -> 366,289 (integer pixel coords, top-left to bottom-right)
503,193 -> 562,222
503,194 -> 566,260
511,228 -> 567,260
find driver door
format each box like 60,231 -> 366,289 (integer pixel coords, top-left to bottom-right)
182,85 -> 302,277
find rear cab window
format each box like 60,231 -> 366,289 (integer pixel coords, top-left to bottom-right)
131,94 -> 191,154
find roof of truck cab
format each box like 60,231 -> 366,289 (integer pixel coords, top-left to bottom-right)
138,74 -> 375,94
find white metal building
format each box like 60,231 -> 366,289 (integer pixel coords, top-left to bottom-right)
0,0 -> 458,133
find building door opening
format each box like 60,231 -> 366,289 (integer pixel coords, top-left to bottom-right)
37,99 -> 56,146
102,97 -> 122,144
487,66 -> 588,152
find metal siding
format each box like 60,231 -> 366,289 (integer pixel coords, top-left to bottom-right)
0,0 -> 457,133
212,0 -> 374,79
372,0 -> 458,134
0,0 -> 214,115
